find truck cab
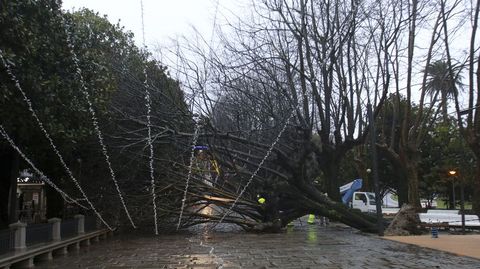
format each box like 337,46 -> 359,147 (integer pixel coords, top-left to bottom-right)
351,192 -> 377,213
340,179 -> 400,214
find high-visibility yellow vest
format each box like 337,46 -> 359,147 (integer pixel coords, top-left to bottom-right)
211,160 -> 220,174
307,214 -> 315,224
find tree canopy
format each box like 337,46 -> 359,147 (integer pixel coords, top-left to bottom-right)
0,0 -> 189,228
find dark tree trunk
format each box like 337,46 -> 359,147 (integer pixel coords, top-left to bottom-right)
322,157 -> 341,202
377,145 -> 408,207
465,130 -> 480,214
46,186 -> 63,219
8,151 -> 19,224
399,143 -> 421,210
473,158 -> 480,214
396,170 -> 409,207
353,152 -> 369,188
296,181 -> 378,233
0,147 -> 14,227
441,91 -> 449,123
0,146 -> 20,226
405,162 -> 421,209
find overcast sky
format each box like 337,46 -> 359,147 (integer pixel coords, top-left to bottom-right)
61,0 -> 475,108
62,0 -> 246,49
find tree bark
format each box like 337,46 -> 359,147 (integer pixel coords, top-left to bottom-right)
0,147 -> 13,227
405,161 -> 421,209
396,169 -> 409,207
353,149 -> 369,188
376,144 -> 408,206
398,142 -> 421,209
294,181 -> 378,233
8,150 -> 19,224
321,154 -> 342,202
472,157 -> 480,214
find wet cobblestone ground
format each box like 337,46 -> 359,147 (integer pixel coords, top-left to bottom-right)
35,222 -> 480,269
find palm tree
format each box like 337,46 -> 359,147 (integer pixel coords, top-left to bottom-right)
424,60 -> 463,122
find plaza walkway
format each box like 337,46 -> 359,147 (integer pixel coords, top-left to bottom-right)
385,234 -> 480,260
35,222 -> 480,269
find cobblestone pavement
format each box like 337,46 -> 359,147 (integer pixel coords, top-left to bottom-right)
35,222 -> 480,269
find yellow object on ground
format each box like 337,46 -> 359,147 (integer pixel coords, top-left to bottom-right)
258,197 -> 266,204
307,214 -> 315,224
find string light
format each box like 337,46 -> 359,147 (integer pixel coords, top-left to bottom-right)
213,104 -> 298,228
0,125 -> 89,210
140,0 -> 158,235
0,51 -> 112,230
60,17 -> 137,229
176,115 -> 202,230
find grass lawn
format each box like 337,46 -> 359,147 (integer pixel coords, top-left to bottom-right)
435,198 -> 472,210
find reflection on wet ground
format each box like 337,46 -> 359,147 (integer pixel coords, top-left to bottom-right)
35,220 -> 479,269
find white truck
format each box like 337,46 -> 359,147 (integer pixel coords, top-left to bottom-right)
350,191 -> 377,213
340,179 -> 399,214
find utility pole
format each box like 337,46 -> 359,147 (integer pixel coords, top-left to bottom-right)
367,104 -> 383,236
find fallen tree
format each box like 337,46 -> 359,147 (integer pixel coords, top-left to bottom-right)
152,0 -> 411,233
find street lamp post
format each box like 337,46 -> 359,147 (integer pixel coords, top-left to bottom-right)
449,170 -> 465,234
448,170 -> 456,209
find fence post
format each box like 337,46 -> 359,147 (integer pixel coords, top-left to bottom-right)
74,214 -> 85,235
48,217 -> 61,241
9,221 -> 27,250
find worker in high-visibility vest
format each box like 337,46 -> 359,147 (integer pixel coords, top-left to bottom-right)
307,214 -> 316,224
257,195 -> 267,223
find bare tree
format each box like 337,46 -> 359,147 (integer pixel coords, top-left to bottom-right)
163,0 -> 411,232
374,0 -> 470,209
451,0 -> 480,214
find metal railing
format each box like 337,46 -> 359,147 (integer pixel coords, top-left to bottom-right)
0,229 -> 14,255
26,223 -> 53,246
17,209 -> 47,224
60,219 -> 77,239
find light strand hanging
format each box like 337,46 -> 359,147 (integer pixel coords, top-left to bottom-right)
60,17 -> 136,228
213,105 -> 298,228
0,125 -> 89,210
0,51 -> 112,230
140,0 -> 158,235
176,116 -> 202,230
